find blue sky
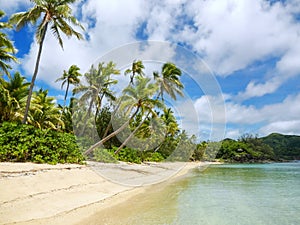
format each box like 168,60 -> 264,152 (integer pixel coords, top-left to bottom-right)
1,0 -> 300,140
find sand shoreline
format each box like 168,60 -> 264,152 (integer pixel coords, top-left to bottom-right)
0,161 -> 216,225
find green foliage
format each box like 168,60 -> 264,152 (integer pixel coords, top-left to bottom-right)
0,72 -> 29,122
216,136 -> 276,162
191,142 -> 207,161
167,133 -> 196,162
0,10 -> 18,76
156,137 -> 179,158
0,122 -> 84,164
262,133 -> 300,160
95,106 -> 121,148
141,151 -> 164,162
29,89 -> 64,130
111,147 -> 142,164
202,142 -> 222,161
154,62 -> 183,101
56,64 -> 82,106
93,148 -> 118,163
93,147 -> 164,163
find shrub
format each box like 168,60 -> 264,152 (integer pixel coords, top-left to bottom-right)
112,147 -> 142,164
142,151 -> 164,162
93,148 -> 118,163
0,122 -> 84,164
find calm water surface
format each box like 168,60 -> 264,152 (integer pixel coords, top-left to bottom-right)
90,162 -> 300,225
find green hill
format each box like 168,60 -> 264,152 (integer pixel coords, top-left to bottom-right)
215,133 -> 300,162
261,133 -> 300,160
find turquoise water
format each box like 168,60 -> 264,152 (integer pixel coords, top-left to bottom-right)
175,162 -> 300,225
87,162 -> 300,225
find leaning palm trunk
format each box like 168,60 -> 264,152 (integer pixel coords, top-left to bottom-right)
114,110 -> 152,154
78,98 -> 94,137
22,22 -> 48,124
101,100 -> 122,139
114,93 -> 164,154
84,106 -> 140,155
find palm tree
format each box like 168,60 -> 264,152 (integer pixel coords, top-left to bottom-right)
114,79 -> 164,154
73,62 -> 120,136
153,108 -> 179,152
125,60 -> 145,84
161,108 -> 179,138
0,11 -> 18,76
0,72 -> 29,122
153,62 -> 184,101
84,76 -> 160,155
118,62 -> 184,154
101,60 -> 145,140
28,89 -> 64,130
9,0 -> 84,124
56,65 -> 81,106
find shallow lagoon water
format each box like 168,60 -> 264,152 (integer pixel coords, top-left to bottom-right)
88,162 -> 300,225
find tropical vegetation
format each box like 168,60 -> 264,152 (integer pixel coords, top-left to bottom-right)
9,0 -> 84,124
0,4 -> 299,165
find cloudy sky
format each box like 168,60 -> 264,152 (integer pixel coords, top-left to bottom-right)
1,0 -> 300,140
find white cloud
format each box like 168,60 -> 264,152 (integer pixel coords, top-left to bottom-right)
20,0 -> 148,90
134,0 -> 300,101
236,77 -> 281,100
21,34 -> 93,90
276,43 -> 300,77
286,0 -> 300,14
180,0 -> 299,76
0,0 -> 33,16
260,120 -> 300,135
225,129 -> 241,140
237,38 -> 300,100
16,0 -> 300,93
260,94 -> 300,122
194,93 -> 300,139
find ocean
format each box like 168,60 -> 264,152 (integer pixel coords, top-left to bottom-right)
90,162 -> 300,225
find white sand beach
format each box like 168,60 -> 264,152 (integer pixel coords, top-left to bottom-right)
0,161 -> 213,225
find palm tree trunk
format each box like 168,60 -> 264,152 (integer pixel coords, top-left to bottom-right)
84,106 -> 140,155
101,100 -> 121,139
130,71 -> 135,84
95,93 -> 104,119
79,98 -> 94,137
22,23 -> 48,124
114,110 -> 152,154
64,81 -> 70,107
153,144 -> 162,152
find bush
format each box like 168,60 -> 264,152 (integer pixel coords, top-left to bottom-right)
93,148 -> 118,163
0,122 -> 84,164
112,147 -> 142,164
142,151 -> 164,162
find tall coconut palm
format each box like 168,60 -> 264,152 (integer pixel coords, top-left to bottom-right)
125,60 -> 145,84
55,64 -> 81,106
153,62 -> 184,101
153,108 -> 179,152
161,108 -> 179,138
73,62 -> 120,136
84,76 -> 160,155
114,78 -> 164,154
118,62 -> 184,154
9,0 -> 84,124
102,60 -> 145,140
0,11 -> 18,76
28,89 -> 64,130
0,72 -> 29,122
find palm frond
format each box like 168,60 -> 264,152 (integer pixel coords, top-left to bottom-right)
50,22 -> 64,49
